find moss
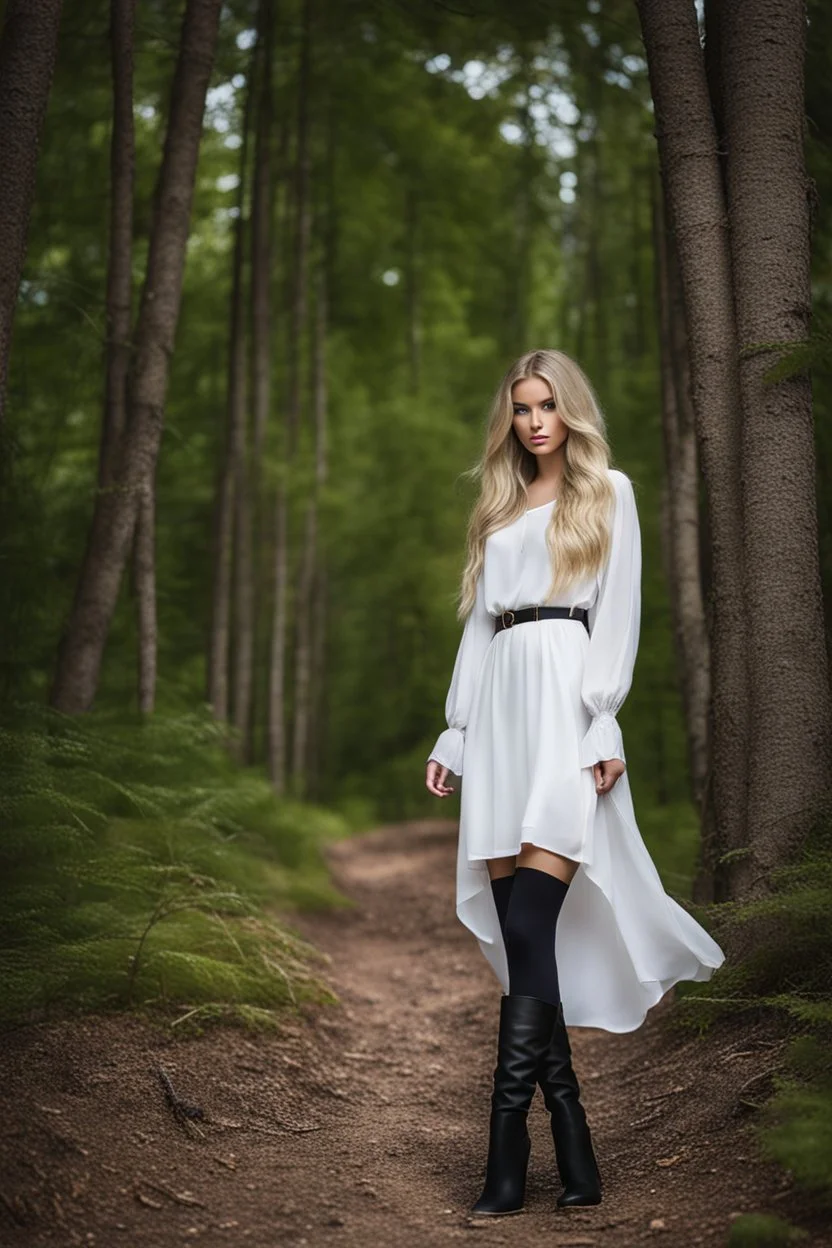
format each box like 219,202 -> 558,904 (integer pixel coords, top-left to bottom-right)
727,1214 -> 807,1247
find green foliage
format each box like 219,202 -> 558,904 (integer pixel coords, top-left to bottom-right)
679,810 -> 832,1027
675,810 -> 832,1207
1,0 -> 679,830
758,1035 -> 832,1202
0,703 -> 352,1030
727,1214 -> 807,1248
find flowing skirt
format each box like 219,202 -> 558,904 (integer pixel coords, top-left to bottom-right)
455,618 -> 725,1033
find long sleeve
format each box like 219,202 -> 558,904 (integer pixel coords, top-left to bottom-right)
578,471 -> 642,770
427,571 -> 494,776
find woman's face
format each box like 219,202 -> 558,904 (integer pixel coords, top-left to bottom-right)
511,375 -> 568,461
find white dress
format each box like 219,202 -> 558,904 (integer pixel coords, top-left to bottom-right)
428,467 -> 725,1034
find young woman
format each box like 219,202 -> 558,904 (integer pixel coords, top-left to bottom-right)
425,349 -> 725,1217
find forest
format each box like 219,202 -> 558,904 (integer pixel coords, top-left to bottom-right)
1,0 -> 831,1244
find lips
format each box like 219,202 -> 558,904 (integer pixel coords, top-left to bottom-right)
530,436 -> 548,444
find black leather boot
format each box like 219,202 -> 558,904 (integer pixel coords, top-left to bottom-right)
537,1002 -> 602,1207
471,994 -> 560,1216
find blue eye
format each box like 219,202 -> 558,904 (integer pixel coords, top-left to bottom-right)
513,401 -> 555,414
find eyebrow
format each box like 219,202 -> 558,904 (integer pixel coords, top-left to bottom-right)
512,396 -> 555,406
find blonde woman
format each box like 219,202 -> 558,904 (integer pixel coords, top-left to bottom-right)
425,349 -> 724,1217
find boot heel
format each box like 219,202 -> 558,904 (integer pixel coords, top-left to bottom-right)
471,1111 -> 530,1215
537,1003 -> 603,1208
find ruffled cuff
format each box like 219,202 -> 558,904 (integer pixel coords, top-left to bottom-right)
578,710 -> 626,769
427,726 -> 465,776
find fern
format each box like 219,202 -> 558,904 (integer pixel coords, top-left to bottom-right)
0,702 -> 351,1030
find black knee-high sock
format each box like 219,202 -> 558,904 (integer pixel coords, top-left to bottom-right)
503,866 -> 570,1006
490,874 -> 515,938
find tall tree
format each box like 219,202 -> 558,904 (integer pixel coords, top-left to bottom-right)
637,0 -> 750,903
234,0 -> 275,758
652,180 -> 711,873
718,0 -> 832,896
98,0 -> 135,490
0,0 -> 64,426
208,68 -> 253,726
269,0 -> 313,792
50,0 -> 224,714
638,0 -> 832,902
291,271 -> 322,793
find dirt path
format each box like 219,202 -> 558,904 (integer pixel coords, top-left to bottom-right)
1,820 -> 826,1247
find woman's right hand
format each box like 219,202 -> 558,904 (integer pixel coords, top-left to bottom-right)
426,760 -> 455,798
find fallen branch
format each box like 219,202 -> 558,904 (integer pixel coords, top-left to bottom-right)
210,1115 -> 323,1136
157,1066 -> 205,1133
136,1178 -> 205,1208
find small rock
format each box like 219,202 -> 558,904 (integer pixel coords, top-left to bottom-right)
649,1219 -> 666,1231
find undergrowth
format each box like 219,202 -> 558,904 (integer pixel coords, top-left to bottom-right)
673,804 -> 832,1229
0,702 -> 354,1032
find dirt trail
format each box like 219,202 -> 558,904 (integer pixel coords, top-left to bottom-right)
1,820 -> 825,1247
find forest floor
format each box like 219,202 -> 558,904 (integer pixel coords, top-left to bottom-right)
1,819 -> 829,1248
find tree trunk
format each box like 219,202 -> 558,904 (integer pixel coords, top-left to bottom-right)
208,69 -> 253,726
98,0 -> 135,489
133,480 -> 157,713
586,74 -> 607,391
292,259 -> 328,792
720,0 -> 832,896
250,0 -> 274,464
653,177 -> 713,896
50,0 -> 223,714
0,0 -> 64,425
234,0 -> 274,759
636,0 -> 749,903
306,107 -> 335,798
105,0 -> 157,716
307,558 -> 328,797
212,111 -> 250,728
268,0 -> 313,792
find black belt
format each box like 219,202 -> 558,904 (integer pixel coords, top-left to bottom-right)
493,605 -> 590,635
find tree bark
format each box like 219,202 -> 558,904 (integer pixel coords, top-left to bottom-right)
653,177 -> 712,895
50,0 -> 223,714
719,0 -> 832,896
208,70 -> 252,726
268,0 -> 313,792
292,258 -> 328,792
636,0 -> 749,902
0,0 -> 64,426
133,480 -> 157,712
234,0 -> 274,759
98,0 -> 135,489
251,0 -> 274,464
307,559 -> 329,797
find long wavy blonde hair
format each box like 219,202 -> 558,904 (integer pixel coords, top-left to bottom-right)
456,349 -> 617,618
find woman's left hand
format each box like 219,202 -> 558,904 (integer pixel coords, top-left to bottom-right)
594,758 -> 625,795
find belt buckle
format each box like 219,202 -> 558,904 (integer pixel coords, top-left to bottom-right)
501,609 -> 515,629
